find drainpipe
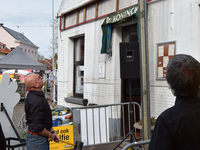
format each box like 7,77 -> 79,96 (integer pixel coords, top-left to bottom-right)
138,0 -> 151,149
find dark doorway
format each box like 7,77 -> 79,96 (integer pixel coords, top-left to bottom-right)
121,24 -> 141,134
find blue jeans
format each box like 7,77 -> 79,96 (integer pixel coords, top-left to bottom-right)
26,132 -> 49,150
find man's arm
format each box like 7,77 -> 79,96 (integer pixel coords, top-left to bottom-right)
38,128 -> 54,141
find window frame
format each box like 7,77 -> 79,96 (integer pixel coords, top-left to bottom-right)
73,36 -> 84,98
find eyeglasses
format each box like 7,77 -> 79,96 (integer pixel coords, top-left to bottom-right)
37,74 -> 43,79
35,75 -> 43,83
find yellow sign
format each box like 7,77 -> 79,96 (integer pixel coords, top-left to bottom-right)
50,125 -> 74,150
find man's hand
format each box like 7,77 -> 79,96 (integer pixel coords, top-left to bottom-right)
53,133 -> 60,143
47,133 -> 55,141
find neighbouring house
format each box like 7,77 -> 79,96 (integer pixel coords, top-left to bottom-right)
0,42 -> 11,59
38,53 -> 58,73
38,58 -> 52,72
0,23 -> 39,61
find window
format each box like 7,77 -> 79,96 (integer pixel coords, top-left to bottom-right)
11,47 -> 15,51
73,36 -> 84,98
35,52 -> 37,60
0,44 -> 5,50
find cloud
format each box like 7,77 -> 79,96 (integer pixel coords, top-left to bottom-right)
0,0 -> 62,58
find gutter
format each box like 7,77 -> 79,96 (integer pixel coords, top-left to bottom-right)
15,40 -> 39,49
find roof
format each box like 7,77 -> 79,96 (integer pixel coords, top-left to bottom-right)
0,46 -> 47,70
0,42 -> 11,54
2,26 -> 38,48
38,59 -> 52,70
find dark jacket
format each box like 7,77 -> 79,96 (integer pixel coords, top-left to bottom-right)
148,96 -> 200,150
25,90 -> 52,133
0,123 -> 6,150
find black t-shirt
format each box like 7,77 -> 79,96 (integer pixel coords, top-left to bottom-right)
25,90 -> 52,133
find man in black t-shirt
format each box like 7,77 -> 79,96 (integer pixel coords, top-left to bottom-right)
25,74 -> 60,150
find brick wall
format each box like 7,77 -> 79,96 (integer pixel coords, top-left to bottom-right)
150,86 -> 175,118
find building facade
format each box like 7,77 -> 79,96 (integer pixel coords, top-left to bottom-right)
57,0 -> 200,118
0,24 -> 38,61
0,42 -> 11,59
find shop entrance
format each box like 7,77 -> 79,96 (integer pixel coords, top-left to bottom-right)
121,24 -> 141,134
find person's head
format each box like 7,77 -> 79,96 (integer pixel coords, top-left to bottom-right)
166,54 -> 200,97
52,111 -> 58,116
25,73 -> 43,91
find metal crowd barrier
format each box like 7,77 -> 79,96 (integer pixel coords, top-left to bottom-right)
19,102 -> 142,149
122,139 -> 151,150
1,103 -> 26,150
72,102 -> 142,148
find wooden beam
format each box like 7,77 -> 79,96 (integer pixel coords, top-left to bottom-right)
76,11 -> 79,24
95,1 -> 99,18
83,7 -> 86,21
116,0 -> 119,11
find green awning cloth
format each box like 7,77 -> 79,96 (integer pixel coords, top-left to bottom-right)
101,5 -> 138,55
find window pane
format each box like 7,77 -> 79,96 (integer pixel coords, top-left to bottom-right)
75,37 -> 84,61
75,66 -> 84,94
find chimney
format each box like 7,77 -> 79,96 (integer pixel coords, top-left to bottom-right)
0,23 -> 3,26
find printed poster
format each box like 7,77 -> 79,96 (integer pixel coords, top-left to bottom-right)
50,108 -> 74,150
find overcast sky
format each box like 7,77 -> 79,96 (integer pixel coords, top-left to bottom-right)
0,0 -> 62,59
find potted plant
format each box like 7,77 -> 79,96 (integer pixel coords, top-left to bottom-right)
14,74 -> 21,82
134,117 -> 157,130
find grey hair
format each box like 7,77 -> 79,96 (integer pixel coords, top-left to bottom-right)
166,54 -> 200,97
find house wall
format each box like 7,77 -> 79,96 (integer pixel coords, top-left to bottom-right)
0,53 -> 6,59
57,0 -> 138,108
19,43 -> 38,61
0,27 -> 17,48
148,0 -> 200,117
0,27 -> 38,61
58,0 -> 200,117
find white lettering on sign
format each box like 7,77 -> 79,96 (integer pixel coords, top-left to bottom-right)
105,6 -> 138,24
106,17 -> 111,24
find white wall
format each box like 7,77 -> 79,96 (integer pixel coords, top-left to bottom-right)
0,27 -> 38,61
0,53 -> 6,59
0,27 -> 17,49
58,0 -> 200,118
58,0 -> 91,16
58,0 -> 139,107
57,18 -> 123,107
148,0 -> 200,117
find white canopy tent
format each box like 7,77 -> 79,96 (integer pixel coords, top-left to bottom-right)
3,70 -> 31,75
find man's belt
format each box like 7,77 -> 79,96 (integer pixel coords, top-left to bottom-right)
27,130 -> 39,135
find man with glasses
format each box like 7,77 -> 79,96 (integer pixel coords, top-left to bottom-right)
25,73 -> 60,150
